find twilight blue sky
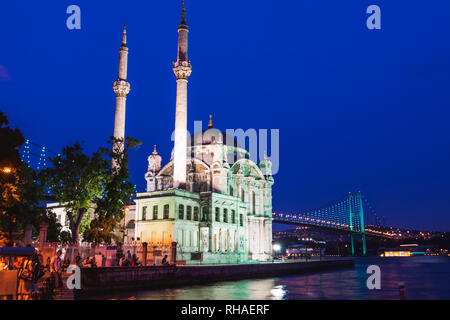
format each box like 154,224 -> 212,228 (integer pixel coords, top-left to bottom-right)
1,1 -> 449,231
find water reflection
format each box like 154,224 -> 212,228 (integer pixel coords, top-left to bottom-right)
270,285 -> 287,300
83,257 -> 450,300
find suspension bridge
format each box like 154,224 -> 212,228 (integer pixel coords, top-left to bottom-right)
272,192 -> 394,256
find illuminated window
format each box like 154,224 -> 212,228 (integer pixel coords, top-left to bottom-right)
152,205 -> 158,220
193,207 -> 199,221
163,204 -> 169,219
179,205 -> 184,219
187,206 -> 192,220
252,191 -> 256,213
202,207 -> 209,221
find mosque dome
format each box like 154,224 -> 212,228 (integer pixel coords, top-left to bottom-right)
190,128 -> 241,148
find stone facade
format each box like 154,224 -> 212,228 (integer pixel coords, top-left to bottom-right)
132,128 -> 274,264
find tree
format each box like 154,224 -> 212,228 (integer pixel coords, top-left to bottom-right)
41,137 -> 140,244
45,210 -> 71,243
0,110 -> 24,227
83,137 -> 139,244
0,110 -> 46,245
0,110 -> 24,169
41,143 -> 107,243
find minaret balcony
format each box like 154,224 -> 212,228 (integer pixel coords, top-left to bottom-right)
172,62 -> 192,80
113,79 -> 130,97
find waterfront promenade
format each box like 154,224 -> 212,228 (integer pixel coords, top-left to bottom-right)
79,259 -> 354,294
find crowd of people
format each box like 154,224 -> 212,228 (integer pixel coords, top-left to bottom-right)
118,250 -> 142,266
0,249 -> 46,300
0,249 -> 73,299
1,247 -> 172,299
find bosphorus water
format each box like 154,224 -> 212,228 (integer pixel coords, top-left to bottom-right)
82,256 -> 450,300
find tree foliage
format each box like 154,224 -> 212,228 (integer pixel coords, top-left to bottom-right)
83,137 -> 140,244
42,137 -> 140,244
41,143 -> 107,243
0,110 -> 47,245
45,210 -> 72,243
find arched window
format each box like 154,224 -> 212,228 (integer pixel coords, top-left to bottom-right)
252,191 -> 256,214
163,204 -> 169,219
142,206 -> 147,221
179,204 -> 184,219
194,207 -> 199,221
215,207 -> 220,222
152,205 -> 158,220
202,207 -> 209,221
187,206 -> 192,220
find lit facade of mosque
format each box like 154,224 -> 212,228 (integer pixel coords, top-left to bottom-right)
113,2 -> 274,264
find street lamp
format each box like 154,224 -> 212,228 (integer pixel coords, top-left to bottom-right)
273,244 -> 281,259
2,167 -> 12,174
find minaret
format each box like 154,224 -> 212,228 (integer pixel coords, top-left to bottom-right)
172,0 -> 192,188
112,24 -> 131,169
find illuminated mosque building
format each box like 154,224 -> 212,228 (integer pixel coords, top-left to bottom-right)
117,2 -> 274,264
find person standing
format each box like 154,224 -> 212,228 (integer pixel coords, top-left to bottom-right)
50,250 -> 62,291
75,254 -> 82,268
17,257 -> 33,300
30,251 -> 44,298
119,254 -> 125,267
62,255 -> 70,272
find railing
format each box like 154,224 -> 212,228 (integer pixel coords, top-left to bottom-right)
33,242 -> 177,267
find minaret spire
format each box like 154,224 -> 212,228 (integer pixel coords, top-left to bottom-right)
180,0 -> 186,26
112,24 -> 131,170
122,23 -> 127,46
208,114 -> 213,128
172,0 -> 192,188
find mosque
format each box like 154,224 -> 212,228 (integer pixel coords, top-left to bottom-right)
113,2 -> 274,264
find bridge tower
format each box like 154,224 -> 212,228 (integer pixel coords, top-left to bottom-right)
349,192 -> 367,256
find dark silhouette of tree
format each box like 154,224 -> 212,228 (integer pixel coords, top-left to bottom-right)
0,110 -> 46,245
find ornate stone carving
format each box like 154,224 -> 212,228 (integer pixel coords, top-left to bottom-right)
202,228 -> 209,252
172,61 -> 192,80
113,79 -> 130,97
147,145 -> 162,173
